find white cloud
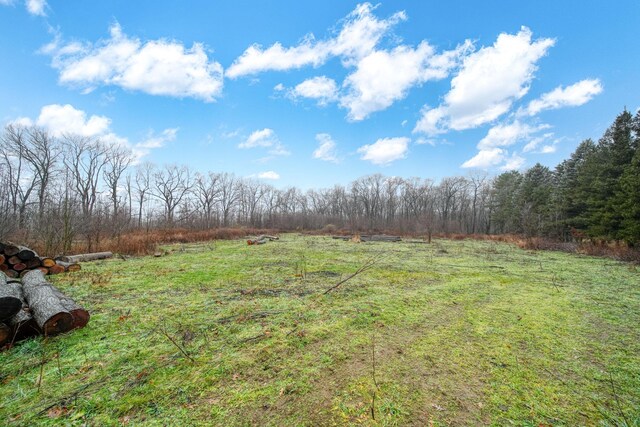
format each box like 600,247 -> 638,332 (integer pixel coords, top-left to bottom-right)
273,83 -> 285,91
290,76 -> 338,106
257,171 -> 280,180
415,27 -> 555,135
522,132 -> 554,152
463,120 -> 549,169
461,148 -> 505,169
341,40 -> 472,120
477,121 -> 547,150
26,0 -> 46,16
501,153 -> 525,170
523,78 -> 603,116
239,128 -> 278,148
136,128 -> 179,149
415,137 -> 436,146
226,3 -> 405,78
13,103 -> 174,163
313,133 -> 339,162
540,144 -> 557,154
357,137 -> 409,165
45,23 -> 223,101
35,104 -> 111,137
239,128 -> 289,157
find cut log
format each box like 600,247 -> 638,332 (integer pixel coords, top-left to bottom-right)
0,323 -> 10,347
8,256 -> 22,265
48,264 -> 65,275
4,270 -> 18,279
360,235 -> 402,242
0,263 -> 8,272
16,246 -> 37,261
21,270 -> 73,335
12,263 -> 26,272
55,261 -> 81,272
6,281 -> 40,342
0,273 -> 22,321
40,257 -> 56,268
57,252 -> 113,263
25,258 -> 42,269
2,244 -> 19,257
256,235 -> 279,241
46,285 -> 89,329
9,307 -> 40,342
0,254 -> 5,264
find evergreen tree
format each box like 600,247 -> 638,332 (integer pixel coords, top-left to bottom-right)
490,171 -> 522,234
518,163 -> 553,236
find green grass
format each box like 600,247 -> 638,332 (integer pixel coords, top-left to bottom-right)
1,235 -> 639,426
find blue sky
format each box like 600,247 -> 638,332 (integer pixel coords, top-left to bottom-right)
1,0 -> 638,188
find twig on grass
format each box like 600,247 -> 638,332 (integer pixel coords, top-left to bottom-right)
323,256 -> 380,295
160,325 -> 195,363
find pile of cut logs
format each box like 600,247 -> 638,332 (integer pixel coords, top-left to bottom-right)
247,235 -> 280,245
0,241 -> 81,278
1,270 -> 89,348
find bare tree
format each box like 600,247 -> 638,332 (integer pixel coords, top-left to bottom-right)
103,144 -> 133,220
152,164 -> 193,226
134,162 -> 154,228
194,172 -> 221,229
218,173 -> 240,227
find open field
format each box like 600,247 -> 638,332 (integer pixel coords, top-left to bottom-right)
1,235 -> 639,426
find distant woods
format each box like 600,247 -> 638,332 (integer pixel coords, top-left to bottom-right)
1,108 -> 639,254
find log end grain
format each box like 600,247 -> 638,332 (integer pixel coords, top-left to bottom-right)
43,312 -> 74,336
0,297 -> 22,321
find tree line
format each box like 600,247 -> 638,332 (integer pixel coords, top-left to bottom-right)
1,108 -> 638,254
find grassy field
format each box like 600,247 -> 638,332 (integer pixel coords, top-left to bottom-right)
1,235 -> 639,426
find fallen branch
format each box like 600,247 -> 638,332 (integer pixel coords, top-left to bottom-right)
323,256 -> 380,295
160,325 -> 195,363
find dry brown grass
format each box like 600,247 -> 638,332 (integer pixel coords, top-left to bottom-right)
20,228 -> 279,257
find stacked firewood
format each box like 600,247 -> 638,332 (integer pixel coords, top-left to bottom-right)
0,270 -> 89,348
0,242 -> 81,278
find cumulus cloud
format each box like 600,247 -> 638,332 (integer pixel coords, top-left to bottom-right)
522,78 -> 603,116
312,133 -> 339,162
290,76 -> 338,106
415,27 -> 555,135
341,40 -> 473,120
44,23 -> 223,101
461,148 -> 505,169
257,171 -> 280,180
34,104 -> 111,137
226,3 -> 406,78
477,121 -> 547,150
522,132 -> 554,153
13,103 -> 175,163
462,120 -> 549,169
239,128 -> 289,157
501,153 -> 525,170
357,137 -> 409,165
26,0 -> 46,16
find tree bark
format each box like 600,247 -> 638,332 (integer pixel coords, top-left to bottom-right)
0,273 -> 22,321
57,252 -> 113,263
21,270 -> 73,335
